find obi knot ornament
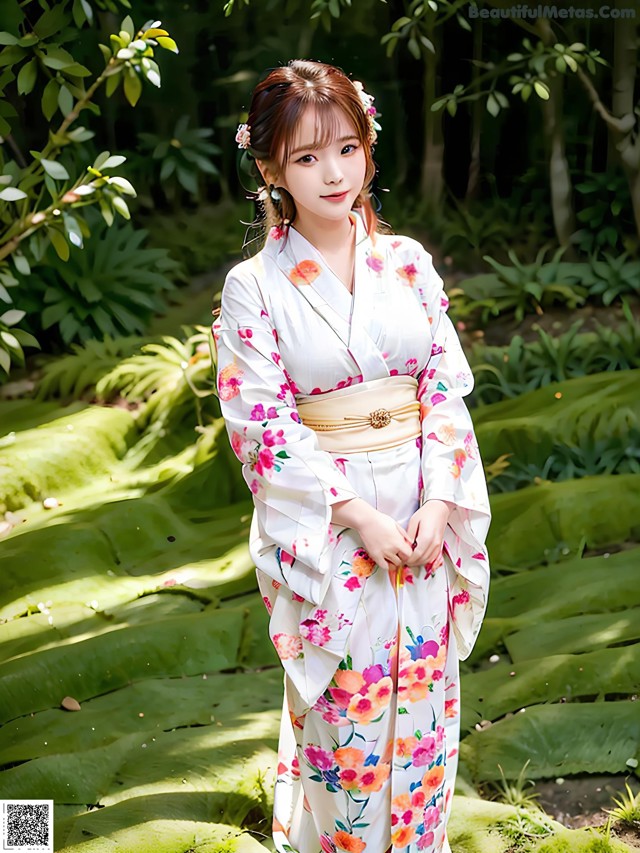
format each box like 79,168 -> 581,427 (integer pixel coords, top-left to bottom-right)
368,408 -> 391,428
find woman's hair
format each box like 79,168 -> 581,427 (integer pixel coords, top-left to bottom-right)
241,59 -> 389,251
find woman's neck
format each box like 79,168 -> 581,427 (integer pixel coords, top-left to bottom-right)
292,212 -> 354,254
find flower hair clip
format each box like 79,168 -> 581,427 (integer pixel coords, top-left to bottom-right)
352,80 -> 381,145
235,123 -> 251,149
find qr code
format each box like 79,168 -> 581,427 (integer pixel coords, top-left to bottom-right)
0,801 -> 53,852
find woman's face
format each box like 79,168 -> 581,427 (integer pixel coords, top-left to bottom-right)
275,105 -> 367,227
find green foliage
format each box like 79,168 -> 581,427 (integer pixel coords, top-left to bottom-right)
573,171 -> 634,255
143,203 -> 247,275
381,0 -> 436,59
457,247 -> 587,324
0,307 -> 40,376
490,761 -> 542,811
469,307 -> 640,406
95,325 -> 217,428
0,403 -> 136,513
438,195 -> 525,268
606,783 -> 640,829
0,8 -> 179,375
495,808 -> 553,849
35,335 -> 148,399
433,36 -> 606,117
135,115 -> 221,203
461,702 -> 640,782
13,214 -> 180,345
474,371 -> 640,475
582,253 -> 640,306
487,473 -> 640,570
488,428 -> 640,493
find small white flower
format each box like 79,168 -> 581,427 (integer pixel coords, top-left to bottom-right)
235,123 -> 251,149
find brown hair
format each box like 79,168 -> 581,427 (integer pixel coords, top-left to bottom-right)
242,59 -> 389,248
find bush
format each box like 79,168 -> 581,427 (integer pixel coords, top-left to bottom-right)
14,213 -> 182,346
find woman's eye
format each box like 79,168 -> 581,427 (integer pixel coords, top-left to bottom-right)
297,154 -> 315,164
342,144 -> 357,154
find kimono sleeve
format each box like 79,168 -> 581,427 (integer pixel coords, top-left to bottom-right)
411,242 -> 492,657
212,266 -> 360,606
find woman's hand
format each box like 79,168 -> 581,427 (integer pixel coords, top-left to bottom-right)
404,500 -> 452,568
332,499 -> 414,570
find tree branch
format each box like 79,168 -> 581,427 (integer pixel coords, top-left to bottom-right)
575,66 -> 629,134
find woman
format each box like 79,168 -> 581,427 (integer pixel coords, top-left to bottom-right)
212,59 -> 491,853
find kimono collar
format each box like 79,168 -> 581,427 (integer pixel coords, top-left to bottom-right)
264,208 -> 390,380
262,207 -> 373,263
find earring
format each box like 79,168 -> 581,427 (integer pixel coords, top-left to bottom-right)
269,183 -> 282,203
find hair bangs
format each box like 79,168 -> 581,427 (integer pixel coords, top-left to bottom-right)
280,97 -> 363,166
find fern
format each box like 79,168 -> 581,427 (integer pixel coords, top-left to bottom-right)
36,336 -> 148,400
96,325 -> 217,426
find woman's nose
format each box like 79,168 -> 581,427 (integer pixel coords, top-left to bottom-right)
324,157 -> 343,184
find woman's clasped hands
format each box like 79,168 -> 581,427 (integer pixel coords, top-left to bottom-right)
331,498 -> 452,571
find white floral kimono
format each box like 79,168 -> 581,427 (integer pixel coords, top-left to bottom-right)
212,209 -> 491,853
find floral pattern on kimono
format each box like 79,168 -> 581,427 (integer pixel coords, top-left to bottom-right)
212,208 -> 491,853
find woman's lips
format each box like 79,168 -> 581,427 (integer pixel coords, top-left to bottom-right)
321,191 -> 349,201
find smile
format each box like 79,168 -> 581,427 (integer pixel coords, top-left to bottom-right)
321,191 -> 349,200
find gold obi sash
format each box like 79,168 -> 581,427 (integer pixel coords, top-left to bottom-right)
296,375 -> 421,453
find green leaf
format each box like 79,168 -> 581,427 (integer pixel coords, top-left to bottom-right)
142,28 -> 170,39
0,187 -> 27,201
0,33 -> 19,46
49,228 -> 70,261
93,151 -> 111,170
62,62 -> 91,77
41,77 -> 60,121
40,45 -> 76,70
11,329 -> 39,349
156,36 -> 178,53
41,300 -> 69,329
112,196 -> 130,220
419,35 -> 434,53
408,36 -> 420,60
0,45 -> 26,68
12,254 -> 30,275
41,159 -> 70,181
66,126 -> 94,143
0,346 -> 11,373
109,176 -> 136,196
486,93 -> 499,117
391,15 -> 412,30
33,7 -> 70,40
57,84 -> 74,117
72,0 -> 93,26
120,15 -> 135,40
462,702 -> 640,780
63,213 -> 84,249
99,198 -> 114,226
123,69 -> 142,106
533,80 -> 550,100
105,70 -> 122,98
101,155 -> 127,169
1,330 -> 20,350
146,68 -> 161,88
0,308 -> 25,326
17,57 -> 37,95
59,312 -> 81,343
